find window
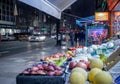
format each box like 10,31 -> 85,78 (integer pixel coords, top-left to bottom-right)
7,11 -> 9,15
0,3 -> 2,9
2,10 -> 6,15
2,15 -> 5,20
2,4 -> 5,9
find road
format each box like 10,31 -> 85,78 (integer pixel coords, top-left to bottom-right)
0,38 -> 67,84
0,38 -> 56,57
0,38 -> 86,84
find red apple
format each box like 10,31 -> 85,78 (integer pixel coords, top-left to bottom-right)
80,60 -> 86,63
54,66 -> 62,70
48,62 -> 56,67
54,54 -> 59,58
31,66 -> 39,72
76,62 -> 87,70
37,64 -> 44,70
55,70 -> 63,76
47,71 -> 55,76
48,66 -> 55,71
22,71 -> 29,74
85,61 -> 90,69
37,70 -> 42,74
69,61 -> 77,69
31,71 -> 37,74
42,64 -> 48,70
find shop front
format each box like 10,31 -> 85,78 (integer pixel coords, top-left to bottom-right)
108,0 -> 120,37
0,24 -> 20,35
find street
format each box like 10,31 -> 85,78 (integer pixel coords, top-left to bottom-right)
0,38 -> 56,57
0,39 -> 65,84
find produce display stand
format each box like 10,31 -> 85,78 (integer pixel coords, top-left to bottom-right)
16,71 -> 66,84
105,47 -> 120,70
16,39 -> 120,84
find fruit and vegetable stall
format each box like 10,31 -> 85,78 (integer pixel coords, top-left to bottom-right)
16,39 -> 120,84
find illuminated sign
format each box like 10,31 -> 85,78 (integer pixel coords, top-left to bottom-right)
95,12 -> 109,21
114,12 -> 120,21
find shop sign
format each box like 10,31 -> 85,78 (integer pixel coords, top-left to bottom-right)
95,12 -> 109,21
114,12 -> 120,21
0,24 -> 17,28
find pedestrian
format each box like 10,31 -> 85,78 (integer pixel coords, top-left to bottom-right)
65,33 -> 69,42
0,33 -> 1,42
74,31 -> 78,46
69,30 -> 74,46
58,33 -> 62,46
78,30 -> 82,46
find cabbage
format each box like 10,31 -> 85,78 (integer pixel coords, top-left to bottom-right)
107,42 -> 114,48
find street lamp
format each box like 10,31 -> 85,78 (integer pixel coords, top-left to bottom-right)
13,1 -> 18,28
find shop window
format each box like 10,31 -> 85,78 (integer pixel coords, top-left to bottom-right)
11,17 -> 15,22
7,11 -> 9,15
2,10 -> 6,15
0,9 -> 1,15
10,11 -> 13,16
0,3 -> 2,9
2,15 -> 5,20
6,16 -> 9,21
2,5 -> 5,10
0,16 -> 2,20
10,7 -> 12,11
7,6 -> 9,11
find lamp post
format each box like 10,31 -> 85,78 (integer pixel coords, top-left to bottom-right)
13,0 -> 18,29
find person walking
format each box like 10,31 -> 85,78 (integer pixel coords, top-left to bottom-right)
78,30 -> 82,46
69,30 -> 74,46
58,33 -> 62,46
0,33 -> 2,42
74,31 -> 78,46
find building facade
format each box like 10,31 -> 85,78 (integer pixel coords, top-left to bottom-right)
0,0 -> 16,35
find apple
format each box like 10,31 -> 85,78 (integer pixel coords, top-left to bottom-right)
42,64 -> 48,68
54,54 -> 59,58
54,66 -> 62,70
48,62 -> 56,67
47,71 -> 55,76
69,61 -> 77,69
37,70 -> 42,74
31,71 -> 37,74
55,70 -> 63,76
80,60 -> 86,63
85,61 -> 90,69
76,62 -> 87,70
31,66 -> 39,72
48,66 -> 55,71
22,70 -> 29,74
37,64 -> 44,70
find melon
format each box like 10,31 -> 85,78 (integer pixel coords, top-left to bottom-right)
88,68 -> 102,82
89,58 -> 103,69
72,67 -> 87,80
69,71 -> 85,84
93,71 -> 112,84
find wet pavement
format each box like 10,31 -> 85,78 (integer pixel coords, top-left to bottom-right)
0,39 -> 67,84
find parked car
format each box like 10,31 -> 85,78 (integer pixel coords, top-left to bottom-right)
51,34 -> 56,39
51,33 -> 66,40
28,34 -> 46,42
1,35 -> 16,41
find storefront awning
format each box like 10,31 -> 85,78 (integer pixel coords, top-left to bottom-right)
108,0 -> 120,11
19,0 -> 77,19
76,16 -> 95,27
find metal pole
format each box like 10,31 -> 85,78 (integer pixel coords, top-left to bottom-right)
85,23 -> 88,46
